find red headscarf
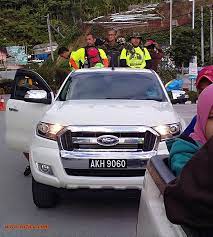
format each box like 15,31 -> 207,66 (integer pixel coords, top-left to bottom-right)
196,66 -> 213,89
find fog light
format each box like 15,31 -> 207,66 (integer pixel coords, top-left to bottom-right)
170,125 -> 178,133
37,163 -> 53,175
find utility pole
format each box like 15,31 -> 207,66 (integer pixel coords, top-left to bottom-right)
47,14 -> 54,62
192,0 -> 195,30
189,0 -> 196,61
210,5 -> 213,64
170,0 -> 172,46
188,0 -> 195,29
201,6 -> 205,66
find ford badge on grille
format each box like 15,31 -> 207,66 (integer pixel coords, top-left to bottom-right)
97,135 -> 119,146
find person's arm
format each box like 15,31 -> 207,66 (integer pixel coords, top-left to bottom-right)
120,48 -> 128,67
70,58 -> 78,70
154,43 -> 164,59
169,135 -> 200,176
144,48 -> 151,61
99,49 -> 109,67
144,48 -> 152,69
154,43 -> 162,51
103,59 -> 109,67
70,49 -> 83,69
145,60 -> 152,69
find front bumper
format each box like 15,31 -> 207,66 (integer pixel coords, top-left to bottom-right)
30,136 -> 168,190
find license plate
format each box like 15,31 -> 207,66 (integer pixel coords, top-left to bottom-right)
89,159 -> 127,169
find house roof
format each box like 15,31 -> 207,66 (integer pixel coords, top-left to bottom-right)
33,42 -> 58,50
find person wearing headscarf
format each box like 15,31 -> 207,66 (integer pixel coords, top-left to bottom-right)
182,65 -> 213,136
169,84 -> 213,176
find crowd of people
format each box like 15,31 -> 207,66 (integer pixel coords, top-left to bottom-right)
57,29 -> 164,73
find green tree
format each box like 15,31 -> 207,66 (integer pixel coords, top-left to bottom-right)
171,28 -> 194,67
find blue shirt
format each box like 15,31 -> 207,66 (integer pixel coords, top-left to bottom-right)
182,115 -> 197,136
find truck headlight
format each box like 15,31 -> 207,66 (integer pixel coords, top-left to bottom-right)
36,122 -> 64,140
153,123 -> 181,141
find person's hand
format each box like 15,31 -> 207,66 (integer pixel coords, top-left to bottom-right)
154,42 -> 160,49
125,42 -> 135,54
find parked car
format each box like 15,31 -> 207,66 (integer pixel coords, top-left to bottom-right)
6,68 -> 185,208
170,90 -> 189,104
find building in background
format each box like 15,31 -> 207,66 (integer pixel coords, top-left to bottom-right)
31,42 -> 58,62
0,46 -> 27,70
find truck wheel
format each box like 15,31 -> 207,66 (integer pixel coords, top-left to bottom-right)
32,177 -> 58,208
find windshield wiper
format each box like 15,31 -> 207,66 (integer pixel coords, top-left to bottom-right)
104,97 -> 163,101
144,98 -> 163,102
105,97 -> 133,99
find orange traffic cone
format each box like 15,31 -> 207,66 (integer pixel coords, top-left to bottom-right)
0,96 -> 6,111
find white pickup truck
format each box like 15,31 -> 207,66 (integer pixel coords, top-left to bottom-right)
6,68 -> 185,208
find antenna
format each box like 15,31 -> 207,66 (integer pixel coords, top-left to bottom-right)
111,52 -> 115,70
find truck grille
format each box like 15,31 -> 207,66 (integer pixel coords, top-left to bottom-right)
58,126 -> 159,152
64,168 -> 146,177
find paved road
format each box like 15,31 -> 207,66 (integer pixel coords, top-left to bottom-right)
0,103 -> 196,237
174,104 -> 196,125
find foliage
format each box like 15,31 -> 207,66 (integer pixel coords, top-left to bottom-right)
187,91 -> 198,104
158,67 -> 177,85
34,25 -> 80,91
171,28 -> 194,67
0,0 -> 162,50
141,7 -> 212,67
1,0 -> 211,91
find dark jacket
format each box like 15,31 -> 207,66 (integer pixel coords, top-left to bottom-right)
101,42 -> 123,67
164,136 -> 213,228
148,48 -> 163,72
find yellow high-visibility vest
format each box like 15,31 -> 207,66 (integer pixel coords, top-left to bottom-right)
120,47 -> 151,69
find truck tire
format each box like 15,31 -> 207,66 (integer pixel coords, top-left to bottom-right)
32,177 -> 58,208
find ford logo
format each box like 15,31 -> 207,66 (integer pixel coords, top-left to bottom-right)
97,135 -> 119,147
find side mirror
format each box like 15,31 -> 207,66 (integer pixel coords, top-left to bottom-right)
24,90 -> 52,104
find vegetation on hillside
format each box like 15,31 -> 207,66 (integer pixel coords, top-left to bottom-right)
141,7 -> 212,67
1,0 -> 211,66
0,0 -> 212,93
0,0 -> 162,49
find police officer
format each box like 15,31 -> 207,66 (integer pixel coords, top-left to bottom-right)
120,32 -> 151,69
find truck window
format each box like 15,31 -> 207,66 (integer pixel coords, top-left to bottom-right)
59,72 -> 167,102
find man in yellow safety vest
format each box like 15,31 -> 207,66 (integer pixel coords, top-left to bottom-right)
120,32 -> 151,69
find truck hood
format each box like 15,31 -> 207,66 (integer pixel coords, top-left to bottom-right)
43,100 -> 180,126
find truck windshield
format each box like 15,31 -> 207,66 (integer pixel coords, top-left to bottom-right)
59,72 -> 167,101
